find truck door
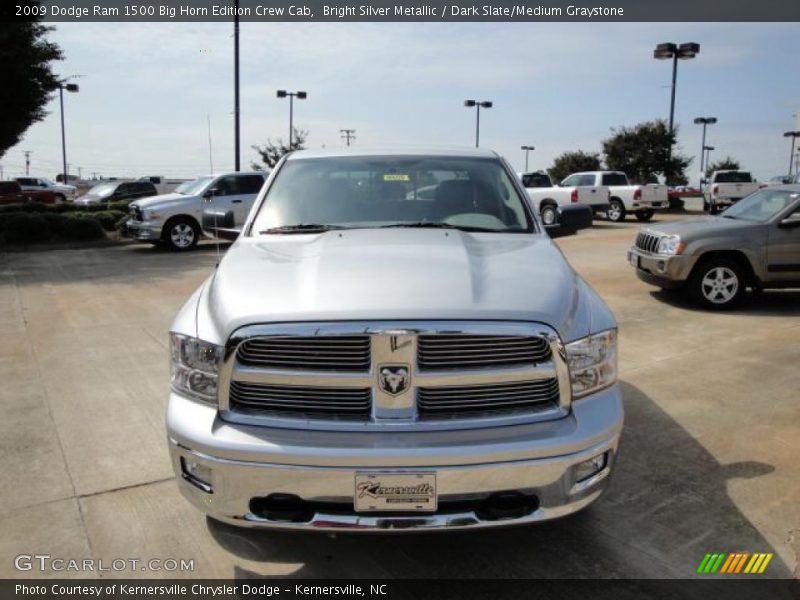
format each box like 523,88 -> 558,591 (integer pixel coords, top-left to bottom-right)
231,174 -> 267,223
767,200 -> 800,283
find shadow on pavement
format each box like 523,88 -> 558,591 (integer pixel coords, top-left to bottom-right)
207,381 -> 793,579
651,288 -> 800,317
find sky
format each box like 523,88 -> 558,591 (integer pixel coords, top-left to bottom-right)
4,21 -> 800,183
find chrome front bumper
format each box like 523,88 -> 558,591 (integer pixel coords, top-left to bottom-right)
628,246 -> 698,288
125,219 -> 162,241
167,385 -> 623,532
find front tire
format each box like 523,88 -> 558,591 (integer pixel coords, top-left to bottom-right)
607,199 -> 626,222
540,204 -> 558,226
163,217 -> 199,251
635,209 -> 654,222
688,258 -> 745,309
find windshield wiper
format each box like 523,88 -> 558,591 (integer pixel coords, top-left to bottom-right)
379,221 -> 499,233
259,224 -> 347,234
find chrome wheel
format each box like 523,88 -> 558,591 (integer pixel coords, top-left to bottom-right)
701,267 -> 739,304
541,206 -> 557,225
170,223 -> 196,249
607,200 -> 624,222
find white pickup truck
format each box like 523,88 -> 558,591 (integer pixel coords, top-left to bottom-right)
704,171 -> 761,213
126,171 -> 268,250
521,171 -> 610,225
572,171 -> 668,222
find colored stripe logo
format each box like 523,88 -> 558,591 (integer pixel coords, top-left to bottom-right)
697,552 -> 773,574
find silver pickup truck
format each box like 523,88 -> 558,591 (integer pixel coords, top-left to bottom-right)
628,186 -> 800,308
167,148 -> 623,532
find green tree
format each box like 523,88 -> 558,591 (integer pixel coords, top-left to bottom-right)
0,8 -> 64,158
602,120 -> 691,185
251,128 -> 308,170
705,157 -> 741,178
548,151 -> 602,184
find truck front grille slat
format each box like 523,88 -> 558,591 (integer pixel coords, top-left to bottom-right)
418,379 -> 560,418
418,335 -> 550,370
229,382 -> 371,418
635,231 -> 661,254
237,336 -> 371,372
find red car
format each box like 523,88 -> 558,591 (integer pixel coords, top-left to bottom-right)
0,181 -> 57,205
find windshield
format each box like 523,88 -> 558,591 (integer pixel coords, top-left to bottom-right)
251,156 -> 533,234
86,183 -> 117,198
714,172 -> 753,183
176,177 -> 214,195
722,189 -> 799,222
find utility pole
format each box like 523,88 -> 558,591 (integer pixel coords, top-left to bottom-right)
340,129 -> 356,146
77,166 -> 82,179
24,150 -> 31,175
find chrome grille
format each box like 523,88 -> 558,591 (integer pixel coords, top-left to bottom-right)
130,205 -> 143,221
237,336 -> 371,372
220,322 -> 570,432
229,381 -> 371,420
635,231 -> 661,254
417,334 -> 551,370
418,379 -> 560,418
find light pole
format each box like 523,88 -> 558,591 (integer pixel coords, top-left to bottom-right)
654,42 -> 700,182
233,0 -> 240,171
521,145 -> 535,171
277,90 -> 307,148
784,131 -> 800,176
464,100 -> 492,148
703,145 -> 714,174
58,81 -> 80,183
693,117 -> 717,182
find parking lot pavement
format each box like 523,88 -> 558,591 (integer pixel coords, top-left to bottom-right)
1,212 -> 798,579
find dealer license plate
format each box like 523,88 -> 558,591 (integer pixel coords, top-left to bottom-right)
354,472 -> 437,512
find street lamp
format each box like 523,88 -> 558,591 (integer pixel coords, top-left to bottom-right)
58,81 -> 80,183
654,42 -> 700,182
703,145 -> 714,173
521,145 -> 535,171
693,117 -> 717,182
464,100 -> 492,148
277,90 -> 307,148
783,131 -> 800,176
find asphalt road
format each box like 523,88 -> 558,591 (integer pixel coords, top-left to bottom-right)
1,210 -> 798,580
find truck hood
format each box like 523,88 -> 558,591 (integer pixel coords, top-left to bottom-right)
132,192 -> 195,208
197,229 -> 610,344
645,215 -> 757,240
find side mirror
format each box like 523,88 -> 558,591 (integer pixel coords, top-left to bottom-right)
545,204 -> 593,238
202,188 -> 218,199
779,213 -> 800,228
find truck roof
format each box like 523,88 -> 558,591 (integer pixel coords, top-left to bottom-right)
285,146 -> 500,160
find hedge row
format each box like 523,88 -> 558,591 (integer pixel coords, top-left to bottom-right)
0,200 -> 131,214
0,211 -> 124,243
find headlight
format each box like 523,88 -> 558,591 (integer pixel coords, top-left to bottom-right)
170,333 -> 224,403
143,209 -> 162,221
657,234 -> 684,255
565,330 -> 617,399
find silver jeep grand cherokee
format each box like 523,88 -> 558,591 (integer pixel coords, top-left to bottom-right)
167,148 -> 623,531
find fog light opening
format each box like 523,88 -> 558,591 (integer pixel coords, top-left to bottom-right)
180,457 -> 213,493
575,452 -> 608,483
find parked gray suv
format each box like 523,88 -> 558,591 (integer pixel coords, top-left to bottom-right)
167,148 -> 622,532
628,186 -> 800,308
